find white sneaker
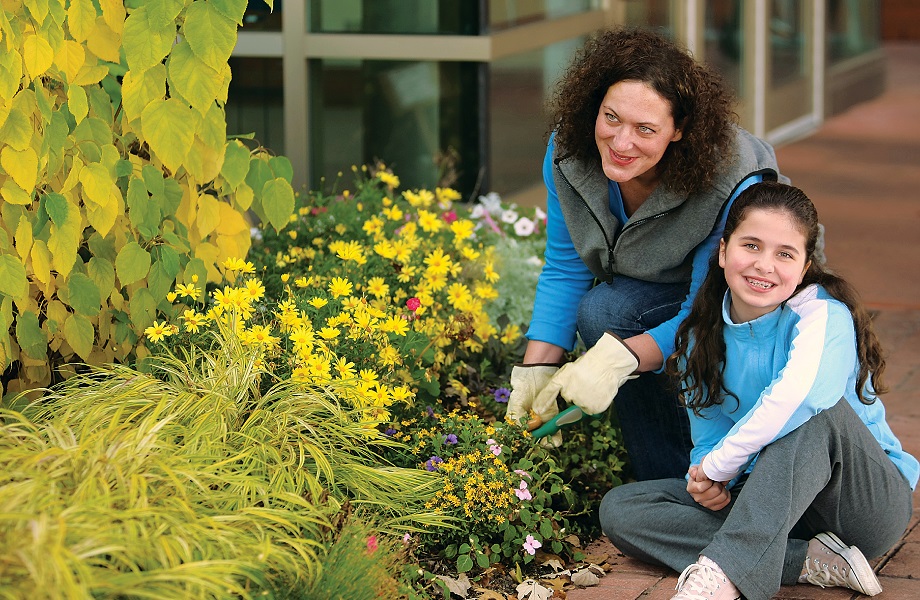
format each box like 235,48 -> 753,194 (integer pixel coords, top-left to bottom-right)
799,531 -> 883,596
673,556 -> 741,600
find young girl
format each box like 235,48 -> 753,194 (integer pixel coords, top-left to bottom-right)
598,182 -> 918,600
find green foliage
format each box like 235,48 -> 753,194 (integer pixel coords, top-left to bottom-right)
0,0 -> 293,394
0,326 -> 441,597
383,406 -> 579,569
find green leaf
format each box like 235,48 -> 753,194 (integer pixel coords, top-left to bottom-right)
141,98 -> 195,174
456,554 -> 473,573
210,0 -> 247,24
245,157 -> 273,200
128,288 -> 156,331
44,193 -> 72,227
459,543 -> 471,554
156,245 -> 181,277
146,259 -> 174,302
142,164 -> 165,198
115,241 -> 151,287
63,313 -> 94,360
0,255 -> 29,301
65,272 -> 102,316
87,257 -> 116,297
475,552 -> 489,569
122,5 -> 175,72
539,519 -> 553,540
16,311 -> 47,359
269,155 -> 293,182
262,177 -> 294,232
127,176 -> 160,240
183,1 -> 238,71
220,140 -> 250,190
167,40 -> 222,115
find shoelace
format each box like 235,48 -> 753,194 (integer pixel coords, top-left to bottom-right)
675,562 -> 730,600
802,554 -> 848,589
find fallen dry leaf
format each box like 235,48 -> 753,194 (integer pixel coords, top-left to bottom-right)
563,534 -> 581,548
473,587 -> 506,600
516,579 -> 554,600
436,573 -> 472,598
570,569 -> 600,587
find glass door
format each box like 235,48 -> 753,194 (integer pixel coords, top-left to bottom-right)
765,0 -> 816,134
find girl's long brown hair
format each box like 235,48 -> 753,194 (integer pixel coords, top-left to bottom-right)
666,182 -> 887,414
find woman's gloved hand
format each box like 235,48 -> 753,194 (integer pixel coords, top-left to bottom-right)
506,363 -> 563,429
535,332 -> 639,416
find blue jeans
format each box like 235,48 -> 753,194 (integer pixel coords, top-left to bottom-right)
576,276 -> 693,481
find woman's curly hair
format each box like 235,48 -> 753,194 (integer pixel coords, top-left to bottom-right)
549,26 -> 737,196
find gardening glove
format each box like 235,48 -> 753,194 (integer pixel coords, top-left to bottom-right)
507,364 -> 563,427
534,332 -> 639,416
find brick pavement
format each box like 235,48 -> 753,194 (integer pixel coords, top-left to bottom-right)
565,43 -> 920,600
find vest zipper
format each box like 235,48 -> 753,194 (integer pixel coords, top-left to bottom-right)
555,164 -> 617,283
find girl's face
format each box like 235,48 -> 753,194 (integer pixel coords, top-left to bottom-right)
594,80 -> 683,185
718,208 -> 811,323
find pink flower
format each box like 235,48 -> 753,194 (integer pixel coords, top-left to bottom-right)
442,210 -> 458,223
514,469 -> 531,480
406,297 -> 421,312
515,480 -> 532,501
403,533 -> 412,543
490,444 -> 502,456
366,535 -> 378,553
523,535 -> 542,555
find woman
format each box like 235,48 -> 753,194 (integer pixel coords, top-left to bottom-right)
507,27 -> 785,480
599,182 -> 917,599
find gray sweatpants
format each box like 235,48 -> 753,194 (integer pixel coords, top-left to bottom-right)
599,400 -> 913,600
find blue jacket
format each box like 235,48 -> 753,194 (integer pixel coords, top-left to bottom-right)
528,130 -> 779,356
691,284 -> 919,490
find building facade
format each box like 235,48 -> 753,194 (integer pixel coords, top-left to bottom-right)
228,0 -> 884,205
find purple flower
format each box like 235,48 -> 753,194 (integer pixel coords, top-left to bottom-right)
425,456 -> 444,471
493,387 -> 511,403
427,406 -> 435,418
444,433 -> 458,445
515,480 -> 532,501
522,535 -> 542,555
384,428 -> 397,436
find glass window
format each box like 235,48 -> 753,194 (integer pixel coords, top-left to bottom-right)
827,0 -> 880,64
770,0 -> 806,87
308,1 -> 482,35
226,57 -> 285,155
488,0 -> 599,32
621,0 -> 678,39
704,0 -> 744,97
241,0 -> 281,32
309,59 -> 482,195
488,37 -> 583,197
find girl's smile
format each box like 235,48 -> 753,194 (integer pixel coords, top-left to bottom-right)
719,208 -> 811,323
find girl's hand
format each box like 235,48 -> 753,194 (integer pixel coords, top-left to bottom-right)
687,464 -> 731,511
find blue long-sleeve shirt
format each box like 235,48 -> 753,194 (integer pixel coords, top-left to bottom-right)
528,135 -> 762,357
692,284 -> 919,490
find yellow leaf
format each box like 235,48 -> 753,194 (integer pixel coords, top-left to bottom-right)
22,34 -> 54,80
121,64 -> 166,124
0,178 -> 32,205
53,39 -> 85,83
14,215 -> 32,260
30,239 -> 51,285
48,220 -> 81,278
72,60 -> 106,86
0,146 -> 38,192
233,182 -> 254,211
185,136 -> 223,182
0,100 -> 8,132
85,187 -> 121,237
0,49 -> 22,102
67,0 -> 97,43
67,84 -> 88,124
86,17 -> 120,63
0,107 -> 31,151
140,98 -> 195,174
99,0 -> 125,36
215,232 -> 250,270
196,192 -> 219,238
61,157 -> 83,193
78,162 -> 112,207
216,202 -> 249,236
194,242 -> 221,283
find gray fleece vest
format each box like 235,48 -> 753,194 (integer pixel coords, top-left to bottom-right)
552,127 -> 783,284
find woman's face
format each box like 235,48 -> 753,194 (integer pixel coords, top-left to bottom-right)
594,80 -> 683,185
718,208 -> 811,323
